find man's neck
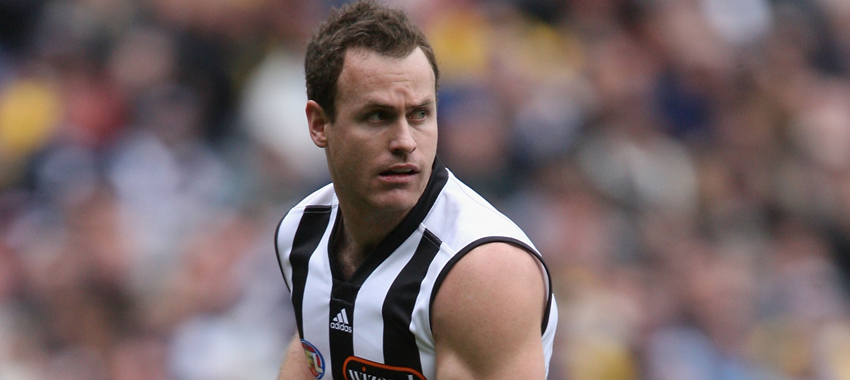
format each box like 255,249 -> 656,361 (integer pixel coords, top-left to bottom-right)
334,203 -> 409,279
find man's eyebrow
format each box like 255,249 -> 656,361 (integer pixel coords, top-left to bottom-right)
410,100 -> 435,109
360,101 -> 395,111
359,99 -> 435,111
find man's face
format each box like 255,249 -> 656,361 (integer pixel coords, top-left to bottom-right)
316,47 -> 438,214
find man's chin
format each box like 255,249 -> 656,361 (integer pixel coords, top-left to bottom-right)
368,192 -> 420,214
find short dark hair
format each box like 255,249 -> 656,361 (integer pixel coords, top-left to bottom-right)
304,0 -> 440,122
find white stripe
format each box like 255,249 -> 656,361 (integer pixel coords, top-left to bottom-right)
351,229 -> 425,363
299,206 -> 337,361
408,231 -> 452,380
542,297 -> 558,377
341,309 -> 349,325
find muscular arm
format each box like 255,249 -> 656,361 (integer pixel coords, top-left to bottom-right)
432,242 -> 549,380
277,334 -> 315,380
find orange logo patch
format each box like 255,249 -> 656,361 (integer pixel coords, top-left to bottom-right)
343,356 -> 425,380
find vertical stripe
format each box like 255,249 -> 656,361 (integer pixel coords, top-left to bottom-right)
407,242 -> 454,380
382,229 -> 442,373
329,280 -> 359,379
290,205 -> 332,338
326,210 -> 361,380
542,296 -> 558,376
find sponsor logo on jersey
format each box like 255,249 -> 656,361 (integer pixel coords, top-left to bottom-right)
301,340 -> 325,379
331,308 -> 353,333
343,356 -> 425,380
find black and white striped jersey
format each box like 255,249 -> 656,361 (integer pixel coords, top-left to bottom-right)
275,159 -> 558,380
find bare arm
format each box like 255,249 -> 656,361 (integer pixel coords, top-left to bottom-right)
432,242 -> 548,380
278,334 -> 315,380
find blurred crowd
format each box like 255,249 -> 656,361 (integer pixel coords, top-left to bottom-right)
1,0 -> 850,379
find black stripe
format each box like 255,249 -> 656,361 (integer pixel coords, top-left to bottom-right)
289,205 -> 332,338
382,229 -> 442,372
328,280 -> 359,379
429,237 -> 554,334
327,211 -> 360,378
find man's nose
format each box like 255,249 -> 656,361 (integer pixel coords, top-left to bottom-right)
389,120 -> 417,154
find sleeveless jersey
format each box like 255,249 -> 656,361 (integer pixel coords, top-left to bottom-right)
275,159 -> 558,380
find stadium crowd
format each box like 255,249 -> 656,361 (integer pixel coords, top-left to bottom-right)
1,0 -> 850,379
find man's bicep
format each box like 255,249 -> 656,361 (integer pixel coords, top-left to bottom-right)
432,242 -> 548,380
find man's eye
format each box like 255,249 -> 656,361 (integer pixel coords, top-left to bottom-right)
409,109 -> 428,120
367,112 -> 388,122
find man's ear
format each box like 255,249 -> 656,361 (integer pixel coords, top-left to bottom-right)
306,100 -> 330,148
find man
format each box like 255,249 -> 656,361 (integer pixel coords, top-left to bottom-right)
274,1 -> 557,379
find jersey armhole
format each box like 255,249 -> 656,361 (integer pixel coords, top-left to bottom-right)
428,237 -> 554,335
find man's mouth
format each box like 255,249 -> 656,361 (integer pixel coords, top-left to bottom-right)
379,165 -> 418,177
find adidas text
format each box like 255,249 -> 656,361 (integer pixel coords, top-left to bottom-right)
330,321 -> 352,333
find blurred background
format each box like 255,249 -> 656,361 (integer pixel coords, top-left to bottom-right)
1,0 -> 849,379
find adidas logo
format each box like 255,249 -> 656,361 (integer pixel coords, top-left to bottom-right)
330,308 -> 352,333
